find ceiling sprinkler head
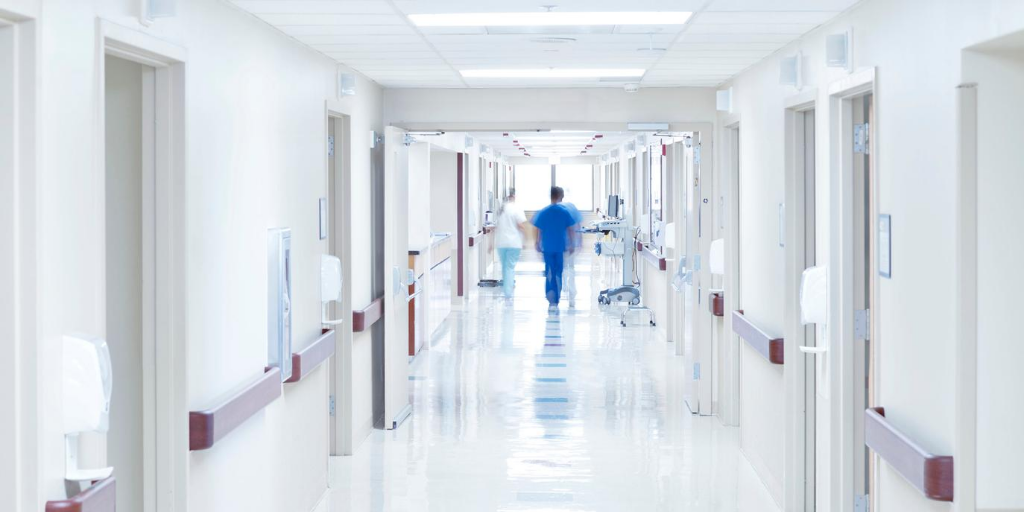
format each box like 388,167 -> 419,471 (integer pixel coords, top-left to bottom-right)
540,5 -> 558,12
636,33 -> 668,53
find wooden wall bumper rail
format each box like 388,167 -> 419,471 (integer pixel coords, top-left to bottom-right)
468,231 -> 484,247
285,329 -> 336,383
636,242 -> 667,271
189,367 -> 282,451
352,297 -> 384,333
865,407 -> 954,502
732,310 -> 784,364
45,476 -> 116,512
709,292 -> 725,317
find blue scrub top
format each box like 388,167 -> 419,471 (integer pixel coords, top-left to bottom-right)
532,203 -> 575,253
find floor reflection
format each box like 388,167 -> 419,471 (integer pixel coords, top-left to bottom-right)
322,251 -> 778,512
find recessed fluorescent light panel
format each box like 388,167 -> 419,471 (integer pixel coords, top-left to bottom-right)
462,69 -> 645,79
408,12 -> 693,27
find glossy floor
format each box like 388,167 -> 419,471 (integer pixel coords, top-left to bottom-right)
320,253 -> 779,511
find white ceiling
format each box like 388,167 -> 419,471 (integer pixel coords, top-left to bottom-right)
470,130 -> 636,159
230,0 -> 862,88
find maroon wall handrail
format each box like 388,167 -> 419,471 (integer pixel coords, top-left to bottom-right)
189,367 -> 282,451
637,242 -> 667,271
352,296 -> 384,333
709,292 -> 725,317
865,407 -> 954,501
285,329 -> 336,383
732,310 -> 784,364
45,476 -> 116,512
468,231 -> 484,247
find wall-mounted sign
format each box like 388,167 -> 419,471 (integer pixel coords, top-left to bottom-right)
878,214 -> 891,278
319,198 -> 328,240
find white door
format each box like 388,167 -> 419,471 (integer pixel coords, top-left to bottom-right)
674,136 -> 713,415
383,126 -> 411,429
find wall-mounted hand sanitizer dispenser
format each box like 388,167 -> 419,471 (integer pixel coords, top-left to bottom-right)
268,228 -> 293,382
321,254 -> 344,326
800,265 -> 828,325
62,334 -> 114,486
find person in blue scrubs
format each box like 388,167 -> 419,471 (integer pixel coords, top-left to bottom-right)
532,187 -> 578,310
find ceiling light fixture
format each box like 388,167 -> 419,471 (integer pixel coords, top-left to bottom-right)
408,12 -> 692,27
461,69 -> 645,79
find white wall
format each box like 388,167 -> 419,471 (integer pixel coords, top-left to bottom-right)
20,0 -> 383,511
384,87 -> 717,131
966,39 -> 1024,510
718,0 -> 1024,509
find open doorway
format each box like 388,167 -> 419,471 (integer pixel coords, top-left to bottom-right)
0,14 -> 36,508
720,122 -> 741,427
326,111 -> 354,455
104,53 -> 155,512
96,23 -> 188,512
827,69 -> 876,512
784,93 -> 820,511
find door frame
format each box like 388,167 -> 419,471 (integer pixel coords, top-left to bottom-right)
783,88 -> 819,511
953,81 -> 978,512
324,104 -> 355,455
97,20 -> 188,512
720,115 -> 741,427
1,10 -> 38,512
826,67 -> 877,512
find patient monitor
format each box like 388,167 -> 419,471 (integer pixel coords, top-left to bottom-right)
62,334 -> 114,488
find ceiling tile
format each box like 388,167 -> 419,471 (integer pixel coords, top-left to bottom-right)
231,1 -> 394,15
256,13 -> 406,26
695,11 -> 840,25
230,0 -> 862,88
685,23 -> 818,35
280,25 -> 416,36
677,33 -> 800,43
706,0 -> 860,12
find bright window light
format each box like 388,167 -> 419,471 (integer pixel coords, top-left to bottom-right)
408,12 -> 692,27
461,69 -> 645,79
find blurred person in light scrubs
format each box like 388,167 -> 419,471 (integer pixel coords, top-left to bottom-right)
495,189 -> 527,300
557,194 -> 583,308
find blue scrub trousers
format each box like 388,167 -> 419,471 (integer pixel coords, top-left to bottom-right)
543,251 -> 565,306
498,248 -> 521,298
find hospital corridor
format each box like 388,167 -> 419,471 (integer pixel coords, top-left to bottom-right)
2,1 -> 1024,511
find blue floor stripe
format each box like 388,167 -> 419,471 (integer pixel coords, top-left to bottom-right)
535,377 -> 566,383
408,376 -> 427,380
544,343 -> 564,347
535,414 -> 571,421
536,363 -> 566,368
535,397 -> 569,403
